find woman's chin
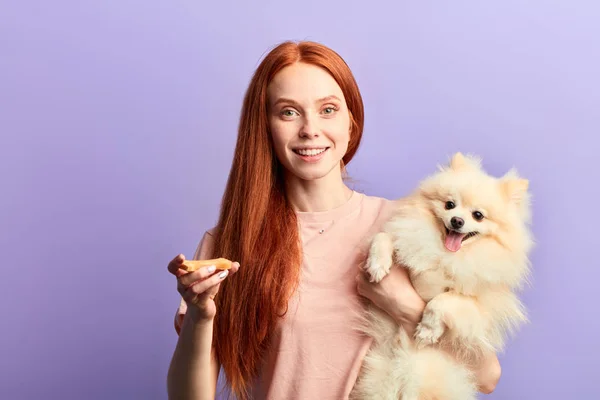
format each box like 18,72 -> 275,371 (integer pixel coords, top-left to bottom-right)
285,162 -> 341,182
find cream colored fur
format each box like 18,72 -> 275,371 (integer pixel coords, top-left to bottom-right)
350,153 -> 534,400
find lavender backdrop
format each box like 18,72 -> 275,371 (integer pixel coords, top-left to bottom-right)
2,1 -> 598,399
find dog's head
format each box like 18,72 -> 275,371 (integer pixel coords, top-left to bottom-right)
418,152 -> 532,255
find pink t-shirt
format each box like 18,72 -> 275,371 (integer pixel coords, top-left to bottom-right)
175,191 -> 396,399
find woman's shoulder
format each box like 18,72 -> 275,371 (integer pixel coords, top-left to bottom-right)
354,191 -> 400,227
359,191 -> 395,205
358,191 -> 398,213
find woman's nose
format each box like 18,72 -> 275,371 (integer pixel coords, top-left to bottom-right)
299,115 -> 320,138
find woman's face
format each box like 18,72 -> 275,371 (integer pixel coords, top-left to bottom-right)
267,62 -> 351,183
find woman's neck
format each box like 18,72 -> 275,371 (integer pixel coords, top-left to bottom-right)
285,171 -> 353,213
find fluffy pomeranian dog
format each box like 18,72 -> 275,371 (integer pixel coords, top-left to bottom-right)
350,153 -> 534,400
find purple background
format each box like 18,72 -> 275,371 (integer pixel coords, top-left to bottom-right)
2,1 -> 598,399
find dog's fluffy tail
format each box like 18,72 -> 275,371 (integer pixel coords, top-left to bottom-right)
392,328 -> 479,400
351,327 -> 479,400
350,327 -> 407,400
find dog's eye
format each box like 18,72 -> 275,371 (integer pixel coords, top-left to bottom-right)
472,211 -> 484,221
445,201 -> 456,210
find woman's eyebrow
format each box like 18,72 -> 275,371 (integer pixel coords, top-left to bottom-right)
272,95 -> 341,107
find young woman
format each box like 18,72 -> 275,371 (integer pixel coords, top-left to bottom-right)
166,40 -> 502,400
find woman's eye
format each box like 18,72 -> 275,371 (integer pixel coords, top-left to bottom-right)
281,109 -> 297,117
322,106 -> 337,114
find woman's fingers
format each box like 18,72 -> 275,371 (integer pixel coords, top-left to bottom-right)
179,260 -> 240,287
169,253 -> 241,303
189,270 -> 229,295
167,254 -> 186,277
176,269 -> 229,300
179,264 -> 219,286
230,261 -> 240,274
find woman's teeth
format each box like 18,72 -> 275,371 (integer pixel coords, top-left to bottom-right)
295,148 -> 327,156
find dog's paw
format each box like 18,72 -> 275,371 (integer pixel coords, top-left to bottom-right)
414,308 -> 445,348
414,324 -> 443,349
364,256 -> 391,283
363,232 -> 394,283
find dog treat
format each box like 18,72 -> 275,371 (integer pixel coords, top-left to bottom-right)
180,258 -> 232,272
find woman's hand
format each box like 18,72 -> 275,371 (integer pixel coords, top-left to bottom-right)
356,264 -> 425,335
168,254 -> 240,323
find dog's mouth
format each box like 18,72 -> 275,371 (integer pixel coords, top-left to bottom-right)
443,227 -> 479,252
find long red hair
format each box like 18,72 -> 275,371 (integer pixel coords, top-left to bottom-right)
211,40 -> 365,398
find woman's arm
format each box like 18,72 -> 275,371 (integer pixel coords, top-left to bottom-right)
356,266 -> 502,393
166,241 -> 238,400
167,307 -> 220,400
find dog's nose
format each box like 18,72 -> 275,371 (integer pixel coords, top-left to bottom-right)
451,217 -> 464,229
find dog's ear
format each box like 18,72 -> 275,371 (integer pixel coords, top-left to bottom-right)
501,168 -> 529,201
450,152 -> 467,169
502,177 -> 529,203
448,152 -> 482,171
500,169 -> 532,225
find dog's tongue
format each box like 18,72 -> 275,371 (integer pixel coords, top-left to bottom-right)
444,231 -> 466,252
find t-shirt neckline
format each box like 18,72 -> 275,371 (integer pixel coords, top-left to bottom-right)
295,190 -> 363,223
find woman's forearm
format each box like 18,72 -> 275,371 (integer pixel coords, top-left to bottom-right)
391,290 -> 426,337
167,310 -> 219,400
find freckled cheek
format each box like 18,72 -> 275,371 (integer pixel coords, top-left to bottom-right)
271,137 -> 288,156
271,133 -> 300,163
270,123 -> 295,145
324,125 -> 351,147
335,137 -> 350,154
